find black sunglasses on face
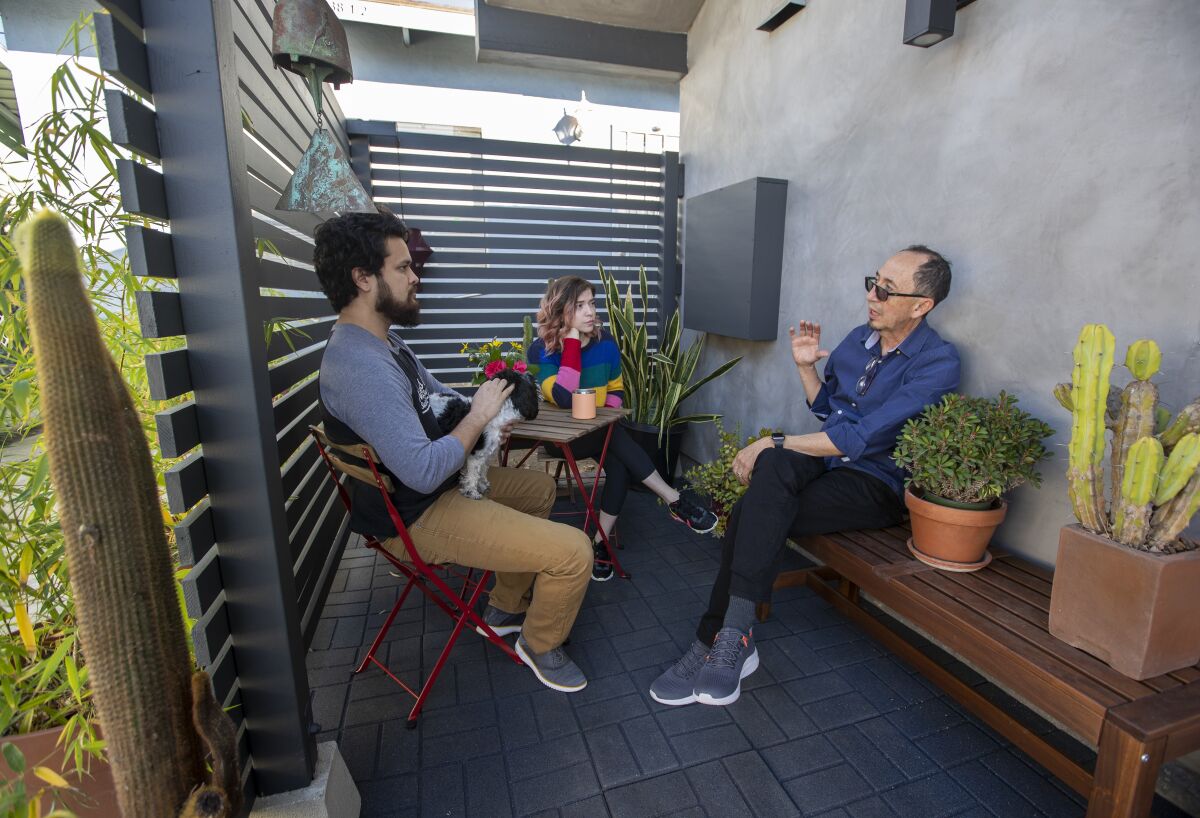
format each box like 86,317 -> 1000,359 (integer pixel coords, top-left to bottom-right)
865,275 -> 928,302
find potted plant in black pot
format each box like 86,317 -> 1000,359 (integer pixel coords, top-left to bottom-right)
597,265 -> 741,484
1048,326 -> 1200,680
891,391 -> 1054,571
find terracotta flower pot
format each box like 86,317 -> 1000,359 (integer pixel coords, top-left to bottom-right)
1048,524 -> 1200,680
905,488 -> 1007,570
0,726 -> 118,816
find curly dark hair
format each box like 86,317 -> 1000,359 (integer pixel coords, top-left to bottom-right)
313,210 -> 409,312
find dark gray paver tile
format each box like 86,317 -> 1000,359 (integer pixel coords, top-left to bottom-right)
683,760 -> 753,817
827,725 -> 906,790
785,762 -> 873,814
668,723 -> 750,766
722,750 -> 802,817
604,770 -> 697,817
761,734 -> 842,781
916,722 -> 999,765
622,715 -> 679,777
879,772 -> 976,818
586,723 -> 642,788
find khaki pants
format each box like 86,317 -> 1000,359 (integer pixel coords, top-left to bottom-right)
382,467 -> 592,653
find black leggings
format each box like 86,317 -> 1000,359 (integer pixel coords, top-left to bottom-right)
543,422 -> 656,517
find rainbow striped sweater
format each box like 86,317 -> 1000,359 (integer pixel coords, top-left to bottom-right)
529,331 -> 625,409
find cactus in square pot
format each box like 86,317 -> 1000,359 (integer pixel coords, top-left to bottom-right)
1049,326 -> 1200,680
891,392 -> 1053,571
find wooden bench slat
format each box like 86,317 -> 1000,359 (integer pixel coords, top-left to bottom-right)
840,529 -> 913,566
798,532 -> 897,570
889,573 -> 1118,742
931,570 -> 1172,700
988,557 -> 1054,596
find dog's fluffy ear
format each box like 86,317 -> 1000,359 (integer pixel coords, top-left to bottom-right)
512,374 -> 540,420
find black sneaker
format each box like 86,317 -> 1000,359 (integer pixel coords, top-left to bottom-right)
591,540 -> 614,582
669,495 -> 718,534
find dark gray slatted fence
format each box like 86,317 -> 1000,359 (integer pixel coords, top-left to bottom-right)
99,0 -> 335,802
348,121 -> 679,385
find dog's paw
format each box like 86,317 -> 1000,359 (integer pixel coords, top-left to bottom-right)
459,486 -> 484,500
477,478 -> 490,496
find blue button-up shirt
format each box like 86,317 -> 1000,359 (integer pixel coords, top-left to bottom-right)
808,320 -> 960,496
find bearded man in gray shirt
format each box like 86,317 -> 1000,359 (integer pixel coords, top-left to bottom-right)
315,210 -> 592,693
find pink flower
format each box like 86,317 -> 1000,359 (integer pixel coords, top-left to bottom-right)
513,360 -> 528,374
484,359 -> 507,378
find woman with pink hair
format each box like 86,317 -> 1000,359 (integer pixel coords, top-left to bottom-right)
529,276 -> 717,581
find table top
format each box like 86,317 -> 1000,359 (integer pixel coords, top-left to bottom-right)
509,405 -> 627,444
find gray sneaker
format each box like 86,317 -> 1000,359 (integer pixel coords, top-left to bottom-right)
693,627 -> 759,706
475,604 -> 524,637
515,636 -> 588,692
649,640 -> 708,706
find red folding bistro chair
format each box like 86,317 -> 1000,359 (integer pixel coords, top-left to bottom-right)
309,425 -> 522,728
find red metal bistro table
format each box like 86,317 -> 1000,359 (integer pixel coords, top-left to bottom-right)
502,405 -> 630,579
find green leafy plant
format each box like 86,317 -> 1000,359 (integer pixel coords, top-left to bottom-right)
683,421 -> 773,537
892,392 -> 1053,506
1055,326 -> 1200,553
597,264 -> 741,442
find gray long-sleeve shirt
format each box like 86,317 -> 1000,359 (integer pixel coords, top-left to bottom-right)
319,323 -> 464,495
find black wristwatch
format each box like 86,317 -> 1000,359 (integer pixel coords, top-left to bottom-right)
771,432 -> 786,449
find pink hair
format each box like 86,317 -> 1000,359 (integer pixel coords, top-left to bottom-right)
536,275 -> 603,353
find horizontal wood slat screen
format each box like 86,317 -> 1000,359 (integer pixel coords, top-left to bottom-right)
347,122 -> 669,388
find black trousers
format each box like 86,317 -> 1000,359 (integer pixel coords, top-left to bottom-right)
697,448 -> 904,644
544,422 -> 656,517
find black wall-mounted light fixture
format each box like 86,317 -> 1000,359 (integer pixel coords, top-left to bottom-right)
903,0 -> 977,48
758,1 -> 806,33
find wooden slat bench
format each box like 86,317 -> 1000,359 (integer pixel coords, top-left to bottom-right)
767,525 -> 1200,818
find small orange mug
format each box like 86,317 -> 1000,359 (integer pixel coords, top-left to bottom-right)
572,388 -> 596,420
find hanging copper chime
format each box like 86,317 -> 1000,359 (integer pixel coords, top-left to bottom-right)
271,0 -> 373,212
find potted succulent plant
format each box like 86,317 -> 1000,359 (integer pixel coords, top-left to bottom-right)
597,265 -> 741,483
892,392 -> 1054,571
1048,326 -> 1200,680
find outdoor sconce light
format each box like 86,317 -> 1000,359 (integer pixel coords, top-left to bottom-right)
553,91 -> 590,146
552,111 -> 583,146
758,1 -> 806,33
903,0 -> 977,48
271,0 -> 374,212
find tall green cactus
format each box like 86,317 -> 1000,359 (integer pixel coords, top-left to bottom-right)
1067,324 -> 1115,533
16,211 -> 238,818
1111,436 -> 1163,546
1110,340 -> 1160,495
1059,327 -> 1200,554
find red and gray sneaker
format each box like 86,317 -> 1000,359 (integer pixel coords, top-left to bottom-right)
693,627 -> 758,706
669,495 -> 719,534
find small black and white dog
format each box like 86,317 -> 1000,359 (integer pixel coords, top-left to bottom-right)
429,368 -> 540,499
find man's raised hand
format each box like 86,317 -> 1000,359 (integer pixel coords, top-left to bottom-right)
469,378 -> 515,423
789,321 -> 830,368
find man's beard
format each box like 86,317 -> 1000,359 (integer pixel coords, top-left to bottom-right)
376,278 -> 421,327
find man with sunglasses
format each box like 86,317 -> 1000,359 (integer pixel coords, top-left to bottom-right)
650,246 -> 959,708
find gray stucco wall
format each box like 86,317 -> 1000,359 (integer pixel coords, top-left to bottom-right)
679,0 -> 1200,566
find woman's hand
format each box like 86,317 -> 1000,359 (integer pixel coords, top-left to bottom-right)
731,437 -> 773,485
564,327 -> 581,341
